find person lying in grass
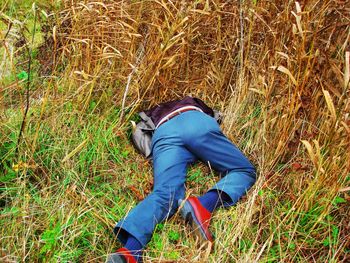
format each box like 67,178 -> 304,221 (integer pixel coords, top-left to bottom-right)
107,96 -> 256,263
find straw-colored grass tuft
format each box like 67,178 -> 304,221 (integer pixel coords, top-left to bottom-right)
1,0 -> 349,262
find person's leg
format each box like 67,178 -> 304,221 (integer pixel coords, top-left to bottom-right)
113,121 -> 196,260
183,111 -> 256,207
197,190 -> 232,213
124,235 -> 143,261
169,110 -> 255,242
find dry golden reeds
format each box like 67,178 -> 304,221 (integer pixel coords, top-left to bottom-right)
54,1 -> 242,110
1,0 -> 349,262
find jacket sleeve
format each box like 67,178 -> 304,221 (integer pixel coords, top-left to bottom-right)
131,111 -> 156,159
131,120 -> 153,158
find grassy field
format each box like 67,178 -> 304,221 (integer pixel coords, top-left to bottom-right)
1,0 -> 349,262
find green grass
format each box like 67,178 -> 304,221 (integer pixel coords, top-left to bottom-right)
1,105 -> 144,261
1,1 -> 349,262
1,100 -> 348,262
0,102 -> 224,261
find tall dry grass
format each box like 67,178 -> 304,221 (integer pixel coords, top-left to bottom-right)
51,0 -> 349,261
53,0 -> 243,110
2,0 -> 349,262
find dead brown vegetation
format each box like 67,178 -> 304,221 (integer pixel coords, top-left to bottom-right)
53,0 -> 350,261
2,0 -> 349,262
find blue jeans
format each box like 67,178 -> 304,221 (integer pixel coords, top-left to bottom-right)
114,111 -> 256,246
